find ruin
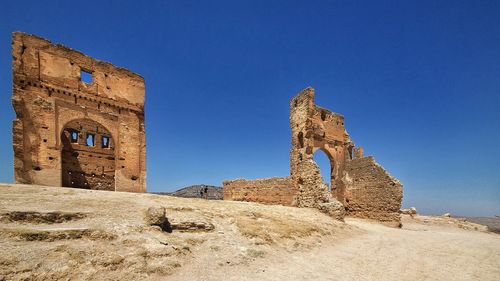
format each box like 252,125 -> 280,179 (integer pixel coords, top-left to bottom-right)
224,87 -> 403,226
11,32 -> 146,192
9,31 -> 400,221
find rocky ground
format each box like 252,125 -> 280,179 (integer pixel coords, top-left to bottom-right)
0,184 -> 499,281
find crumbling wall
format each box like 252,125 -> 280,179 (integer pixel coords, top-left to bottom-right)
353,147 -> 364,159
223,87 -> 403,224
343,157 -> 403,227
11,32 -> 146,192
223,177 -> 297,206
289,87 -> 352,207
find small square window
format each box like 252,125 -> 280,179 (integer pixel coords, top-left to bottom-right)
70,131 -> 79,143
102,136 -> 110,148
80,69 -> 92,84
86,133 -> 95,147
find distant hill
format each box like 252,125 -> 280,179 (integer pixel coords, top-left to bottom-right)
152,185 -> 223,200
462,217 -> 500,234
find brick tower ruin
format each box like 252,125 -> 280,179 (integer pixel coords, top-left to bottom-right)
11,32 -> 146,192
224,87 -> 403,226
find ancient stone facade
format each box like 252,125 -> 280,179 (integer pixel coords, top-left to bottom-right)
11,32 -> 146,192
224,87 -> 403,225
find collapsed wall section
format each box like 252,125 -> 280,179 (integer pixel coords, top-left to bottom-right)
343,156 -> 403,227
11,32 -> 146,192
223,177 -> 297,206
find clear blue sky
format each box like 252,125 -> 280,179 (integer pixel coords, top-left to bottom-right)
1,1 -> 499,216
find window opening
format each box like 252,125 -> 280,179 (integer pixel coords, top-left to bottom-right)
70,131 -> 79,143
86,133 -> 95,147
102,136 -> 110,148
80,69 -> 92,84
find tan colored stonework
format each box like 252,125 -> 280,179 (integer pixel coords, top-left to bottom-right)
343,157 -> 403,227
289,87 -> 350,209
224,87 -> 403,225
11,32 -> 146,192
223,177 -> 296,206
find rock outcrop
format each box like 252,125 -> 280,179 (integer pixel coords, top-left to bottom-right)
144,207 -> 166,226
401,207 -> 418,215
168,185 -> 223,200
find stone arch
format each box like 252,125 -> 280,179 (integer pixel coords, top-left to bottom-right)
61,118 -> 116,190
313,147 -> 336,193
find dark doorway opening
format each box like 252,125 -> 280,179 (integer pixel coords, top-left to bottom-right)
61,119 -> 115,190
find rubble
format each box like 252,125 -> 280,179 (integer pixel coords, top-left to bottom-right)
144,207 -> 166,226
401,207 -> 418,215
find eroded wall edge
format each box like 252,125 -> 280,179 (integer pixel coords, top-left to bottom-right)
343,156 -> 403,227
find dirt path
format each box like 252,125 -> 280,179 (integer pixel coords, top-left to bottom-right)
1,185 -> 498,280
169,217 -> 500,281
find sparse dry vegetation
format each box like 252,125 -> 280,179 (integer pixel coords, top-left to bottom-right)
234,211 -> 333,244
0,184 -> 348,280
0,211 -> 87,224
0,227 -> 115,241
0,184 -> 498,281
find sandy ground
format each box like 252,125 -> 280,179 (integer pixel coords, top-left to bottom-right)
0,184 -> 499,281
168,216 -> 500,281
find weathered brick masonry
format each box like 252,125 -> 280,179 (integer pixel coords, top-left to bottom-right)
224,87 -> 403,225
10,32 -> 401,222
223,177 -> 296,206
11,32 -> 146,192
344,156 -> 403,225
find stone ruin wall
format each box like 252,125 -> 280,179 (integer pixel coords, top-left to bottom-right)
11,32 -> 146,192
344,156 -> 403,227
289,87 -> 350,208
223,87 -> 403,226
223,177 -> 296,206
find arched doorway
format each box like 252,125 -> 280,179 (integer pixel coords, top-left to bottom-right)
313,148 -> 334,193
61,119 -> 116,190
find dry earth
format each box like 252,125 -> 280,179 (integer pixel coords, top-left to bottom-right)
0,184 -> 499,281
463,217 -> 500,234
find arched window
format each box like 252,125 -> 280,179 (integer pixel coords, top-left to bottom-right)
61,119 -> 115,190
